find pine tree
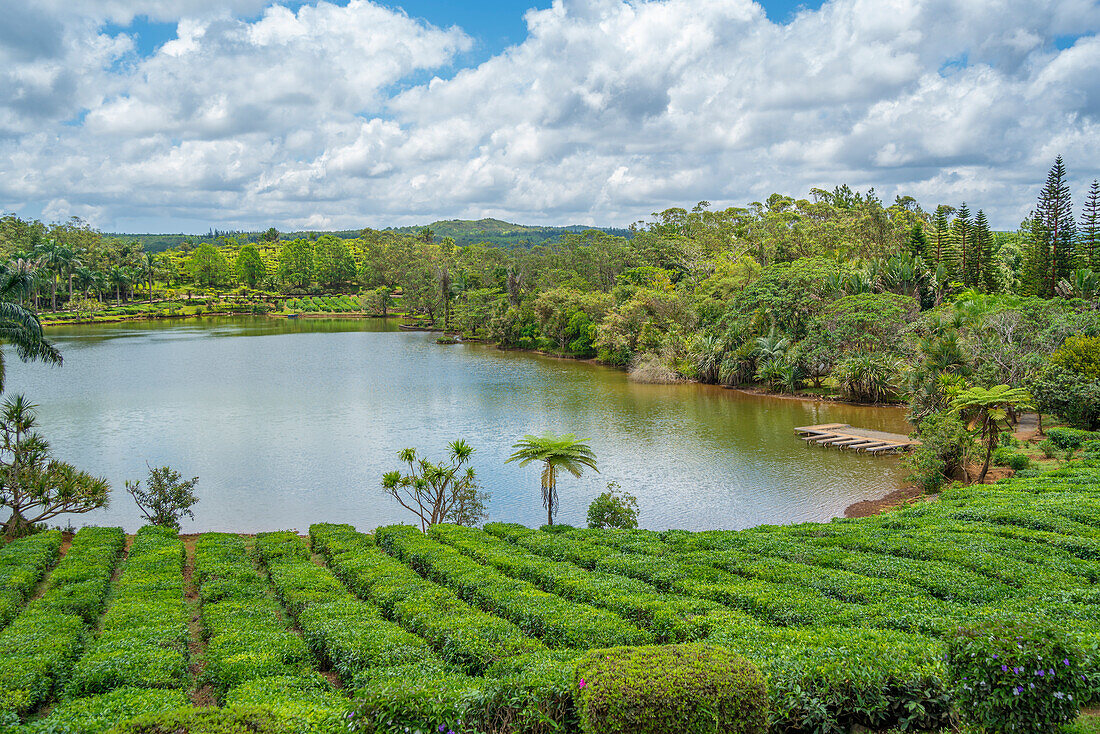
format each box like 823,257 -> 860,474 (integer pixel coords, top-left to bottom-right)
907,224 -> 929,261
1082,179 -> 1100,269
951,203 -> 973,286
1020,214 -> 1050,296
974,209 -> 996,292
1034,156 -> 1077,296
931,205 -> 956,276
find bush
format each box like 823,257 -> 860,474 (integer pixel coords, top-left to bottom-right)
992,447 -> 1030,471
573,644 -> 768,734
1041,439 -> 1058,458
105,707 -> 295,733
586,485 -> 638,530
30,687 -> 190,733
946,619 -> 1088,734
905,413 -> 973,492
1047,428 -> 1100,450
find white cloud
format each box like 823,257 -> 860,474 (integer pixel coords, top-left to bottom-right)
0,0 -> 1098,231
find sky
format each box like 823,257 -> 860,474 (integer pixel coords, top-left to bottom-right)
1,0 -> 1098,234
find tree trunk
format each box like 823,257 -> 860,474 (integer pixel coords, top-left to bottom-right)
1,511 -> 32,540
978,416 -> 994,483
116,284 -> 121,305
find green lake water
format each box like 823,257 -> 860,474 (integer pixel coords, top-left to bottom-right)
5,317 -> 911,533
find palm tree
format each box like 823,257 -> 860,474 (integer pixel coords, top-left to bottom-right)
33,240 -> 74,313
505,433 -> 598,526
950,385 -> 1032,483
0,263 -> 62,392
107,266 -> 131,305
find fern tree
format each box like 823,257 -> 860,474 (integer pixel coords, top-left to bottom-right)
506,433 -> 598,526
950,385 -> 1032,484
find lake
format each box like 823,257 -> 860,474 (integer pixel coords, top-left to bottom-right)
6,317 -> 911,533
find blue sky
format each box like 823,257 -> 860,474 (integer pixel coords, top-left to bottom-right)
2,0 -> 1099,233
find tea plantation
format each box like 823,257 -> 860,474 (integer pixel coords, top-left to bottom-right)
3,462 -> 1100,733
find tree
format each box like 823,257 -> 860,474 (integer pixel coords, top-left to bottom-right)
188,244 -> 230,287
314,235 -> 357,289
1082,180 -> 1100,269
234,245 -> 267,287
107,265 -> 131,304
381,440 -> 488,531
0,395 -> 109,538
1034,156 -> 1078,297
277,239 -> 315,289
974,210 -> 996,292
904,413 -> 973,491
953,203 -> 974,287
587,482 -> 639,529
0,264 -> 62,393
261,227 -> 280,243
125,465 -> 200,531
950,384 -> 1032,483
505,433 -> 598,526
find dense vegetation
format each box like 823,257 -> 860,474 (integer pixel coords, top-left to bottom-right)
0,456 -> 1098,732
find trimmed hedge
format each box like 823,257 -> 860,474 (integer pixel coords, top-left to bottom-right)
573,644 -> 767,734
68,527 -> 189,697
253,531 -> 450,686
0,527 -> 124,717
430,524 -> 738,642
0,531 -> 62,629
193,534 -> 315,696
104,707 -> 294,734
375,525 -> 652,649
310,524 -> 543,675
26,687 -> 190,733
224,675 -> 347,734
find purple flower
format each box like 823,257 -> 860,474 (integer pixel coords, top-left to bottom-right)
1014,667 -> 1021,674
1064,659 -> 1070,666
992,653 -> 999,659
1001,665 -> 1008,672
1038,669 -> 1046,677
579,678 -> 586,689
1014,687 -> 1022,695
438,727 -> 445,733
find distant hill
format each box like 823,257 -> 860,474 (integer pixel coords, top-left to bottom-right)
111,218 -> 631,253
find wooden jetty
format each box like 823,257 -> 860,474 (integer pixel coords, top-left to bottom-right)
793,423 -> 919,454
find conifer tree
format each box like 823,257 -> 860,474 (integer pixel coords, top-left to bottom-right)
1034,156 -> 1077,296
931,205 -> 956,277
951,203 -> 973,285
974,210 -> 996,292
1082,179 -> 1100,269
907,224 -> 929,261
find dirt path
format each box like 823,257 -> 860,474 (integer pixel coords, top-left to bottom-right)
1014,412 -> 1040,441
844,486 -> 926,518
23,532 -> 74,605
182,535 -> 216,707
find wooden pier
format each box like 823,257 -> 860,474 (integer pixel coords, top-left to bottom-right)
793,423 -> 919,455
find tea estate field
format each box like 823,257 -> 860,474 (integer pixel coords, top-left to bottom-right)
2,463 -> 1100,734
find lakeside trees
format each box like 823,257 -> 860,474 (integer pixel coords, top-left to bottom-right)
506,433 -> 599,526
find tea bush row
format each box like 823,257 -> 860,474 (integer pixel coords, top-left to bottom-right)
68,526 -> 189,697
374,525 -> 652,649
428,524 -> 743,642
193,534 -> 314,696
0,531 -> 62,629
309,523 -> 544,675
253,531 -> 446,687
0,527 -> 124,717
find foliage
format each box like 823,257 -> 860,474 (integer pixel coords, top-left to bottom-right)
946,619 -> 1088,734
586,484 -> 638,530
1029,365 -> 1100,430
834,353 -> 899,404
905,413 -> 974,491
506,434 -> 598,526
125,466 -> 199,531
105,706 -> 296,733
30,687 -> 190,734
573,644 -> 768,734
1046,428 -> 1100,450
950,384 -> 1032,483
381,441 -> 488,531
188,244 -> 231,287
0,394 -> 110,538
1052,336 -> 1100,378
234,246 -> 267,288
0,530 -> 60,628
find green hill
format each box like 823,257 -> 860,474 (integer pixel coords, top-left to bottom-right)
109,218 -> 631,253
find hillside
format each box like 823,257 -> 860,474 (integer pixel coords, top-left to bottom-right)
2,458 -> 1099,732
108,218 -> 631,253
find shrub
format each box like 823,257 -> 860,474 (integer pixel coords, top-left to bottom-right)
993,447 -> 1031,471
1041,439 -> 1058,458
1051,336 -> 1100,378
946,619 -> 1088,734
1047,428 -> 1100,450
105,706 -> 295,733
125,466 -> 200,531
586,485 -> 639,530
573,644 -> 767,734
347,670 -> 482,734
31,687 -> 190,733
224,675 -> 347,734
905,413 -> 973,492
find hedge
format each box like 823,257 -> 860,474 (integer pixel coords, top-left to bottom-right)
193,534 -> 314,696
25,687 -> 190,733
573,644 -> 768,734
253,531 -> 450,686
429,524 -> 735,642
0,527 -> 124,717
0,531 -> 62,629
310,524 -> 543,675
103,706 -> 295,734
223,675 -> 347,734
68,527 -> 189,697
374,525 -> 653,649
